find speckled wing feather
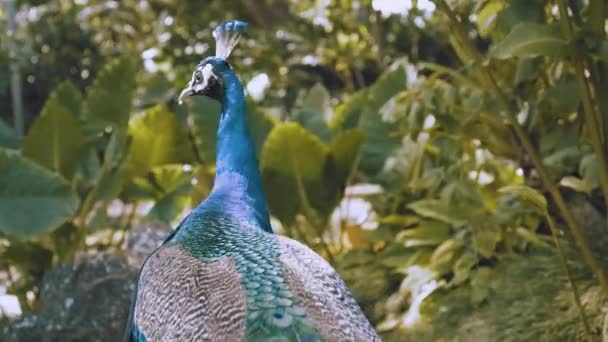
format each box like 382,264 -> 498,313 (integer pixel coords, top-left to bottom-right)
130,243 -> 247,341
277,236 -> 381,342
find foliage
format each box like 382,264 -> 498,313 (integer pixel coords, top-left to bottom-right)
1,0 -> 608,340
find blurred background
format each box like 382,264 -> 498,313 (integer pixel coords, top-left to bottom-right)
1,0 -> 608,340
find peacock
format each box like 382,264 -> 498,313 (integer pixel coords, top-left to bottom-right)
124,20 -> 380,342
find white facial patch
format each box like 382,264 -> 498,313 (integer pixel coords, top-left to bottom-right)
178,63 -> 216,104
197,63 -> 214,92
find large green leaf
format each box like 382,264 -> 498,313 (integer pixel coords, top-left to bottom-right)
82,58 -> 136,138
260,122 -> 329,224
0,149 -> 80,238
329,128 -> 365,182
127,104 -> 194,178
23,83 -> 85,179
51,80 -> 83,117
0,119 -> 20,149
293,83 -> 332,142
330,65 -> 406,175
143,164 -> 194,222
491,23 -> 569,59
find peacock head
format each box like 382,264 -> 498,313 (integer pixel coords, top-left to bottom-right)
178,57 -> 228,102
178,20 -> 247,104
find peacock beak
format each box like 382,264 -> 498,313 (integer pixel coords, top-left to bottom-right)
178,83 -> 194,104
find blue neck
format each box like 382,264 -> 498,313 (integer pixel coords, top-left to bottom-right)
193,69 -> 272,232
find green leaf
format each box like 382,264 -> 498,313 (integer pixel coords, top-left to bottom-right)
329,128 -> 365,182
380,214 -> 420,227
470,267 -> 495,305
589,40 -> 608,63
144,164 -> 194,222
408,199 -> 468,227
330,65 -> 406,175
476,0 -> 506,37
494,0 -> 545,34
260,122 -> 329,224
82,58 -> 136,138
0,119 -> 20,149
329,89 -> 368,131
430,238 -> 462,275
544,75 -> 580,116
491,23 -> 568,59
451,252 -> 478,285
473,226 -> 500,259
559,176 -> 593,194
396,220 -> 451,247
513,57 -> 541,85
498,185 -> 547,214
23,83 -> 85,179
94,132 -> 131,202
51,80 -> 83,117
294,83 -> 332,142
579,154 -> 599,190
127,104 -> 194,178
0,149 -> 80,239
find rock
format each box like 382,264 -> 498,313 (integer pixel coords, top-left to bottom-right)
1,253 -> 136,342
0,221 -> 172,342
125,221 -> 173,267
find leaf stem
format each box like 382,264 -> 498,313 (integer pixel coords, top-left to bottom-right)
434,0 -> 608,294
557,0 -> 608,216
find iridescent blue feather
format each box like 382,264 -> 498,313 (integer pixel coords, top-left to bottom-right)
124,20 -> 379,342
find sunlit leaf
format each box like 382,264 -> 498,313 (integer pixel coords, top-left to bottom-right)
473,226 -> 501,259
430,238 -> 462,275
451,252 -> 478,285
396,220 -> 451,247
559,176 -> 593,194
476,0 -> 506,37
127,104 -> 194,178
498,185 -> 547,214
408,199 -> 468,227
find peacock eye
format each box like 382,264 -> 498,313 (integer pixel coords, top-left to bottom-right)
194,72 -> 202,82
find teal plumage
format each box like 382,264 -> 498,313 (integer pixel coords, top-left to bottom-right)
125,20 -> 379,342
